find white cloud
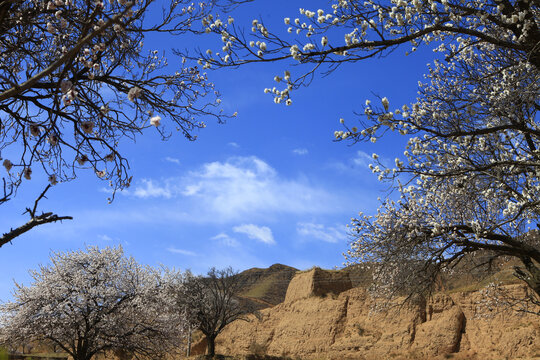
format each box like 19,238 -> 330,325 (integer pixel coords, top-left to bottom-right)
292,148 -> 308,155
182,184 -> 201,196
178,156 -> 340,222
133,179 -> 172,199
211,233 -> 240,247
233,224 -> 275,245
296,222 -> 348,243
164,157 -> 180,165
85,156 -> 360,227
167,247 -> 197,256
228,142 -> 240,148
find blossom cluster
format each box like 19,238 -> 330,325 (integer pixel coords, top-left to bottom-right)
182,0 -> 540,302
0,246 -> 189,359
186,0 -> 538,111
342,35 -> 539,300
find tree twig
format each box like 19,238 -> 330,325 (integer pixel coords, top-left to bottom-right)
0,185 -> 72,248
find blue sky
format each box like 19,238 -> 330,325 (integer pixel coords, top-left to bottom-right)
0,0 -> 436,298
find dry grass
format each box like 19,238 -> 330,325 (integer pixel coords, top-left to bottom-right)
446,268 -> 521,294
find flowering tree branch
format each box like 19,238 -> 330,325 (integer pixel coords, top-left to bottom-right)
180,0 -> 539,105
185,0 -> 540,310
0,4 -> 131,102
0,0 -> 247,245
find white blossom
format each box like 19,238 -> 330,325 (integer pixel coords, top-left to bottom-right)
321,36 -> 328,47
381,97 -> 389,111
127,86 -> 142,102
150,115 -> 161,127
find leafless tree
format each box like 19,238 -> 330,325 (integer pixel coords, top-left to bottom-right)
183,267 -> 248,357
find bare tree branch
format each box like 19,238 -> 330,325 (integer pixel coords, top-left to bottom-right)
0,185 -> 72,248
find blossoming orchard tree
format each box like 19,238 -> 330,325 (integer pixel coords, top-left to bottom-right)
0,246 -> 186,359
0,0 -> 251,247
185,0 -> 540,309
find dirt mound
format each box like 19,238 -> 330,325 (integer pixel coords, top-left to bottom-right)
215,271 -> 540,360
284,267 -> 352,303
236,264 -> 298,307
411,294 -> 466,356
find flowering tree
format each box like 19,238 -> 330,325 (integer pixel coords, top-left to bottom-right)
0,246 -> 185,360
0,0 -> 250,247
185,0 -> 540,309
182,267 -> 247,357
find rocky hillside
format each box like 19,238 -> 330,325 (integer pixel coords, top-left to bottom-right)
204,267 -> 540,360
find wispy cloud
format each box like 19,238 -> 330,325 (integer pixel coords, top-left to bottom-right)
228,142 -> 240,148
63,156 -> 363,231
292,148 -> 308,155
296,222 -> 348,243
132,179 -> 172,199
167,247 -> 197,256
233,224 -> 275,245
177,156 -> 341,222
164,157 -> 181,165
211,233 -> 240,247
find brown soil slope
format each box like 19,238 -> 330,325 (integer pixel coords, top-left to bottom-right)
236,264 -> 298,309
213,268 -> 540,360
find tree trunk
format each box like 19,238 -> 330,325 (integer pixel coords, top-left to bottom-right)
186,329 -> 192,357
74,353 -> 87,360
206,335 -> 216,357
73,346 -> 90,360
